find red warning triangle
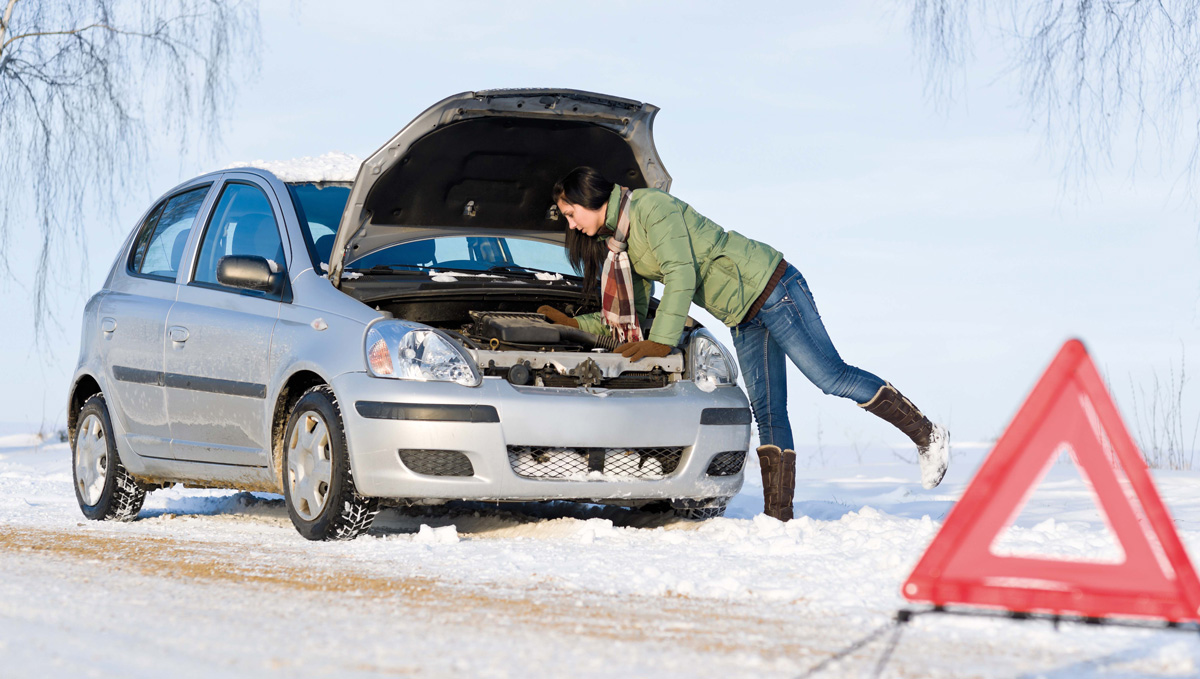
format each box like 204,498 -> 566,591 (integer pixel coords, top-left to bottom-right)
903,339 -> 1200,621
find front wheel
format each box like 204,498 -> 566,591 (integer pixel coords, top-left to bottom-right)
282,385 -> 379,540
671,497 -> 728,521
72,394 -> 146,521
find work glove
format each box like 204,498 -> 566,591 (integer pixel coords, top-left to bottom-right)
615,340 -> 672,362
537,305 -> 579,328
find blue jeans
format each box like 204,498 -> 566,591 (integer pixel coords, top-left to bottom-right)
731,264 -> 886,451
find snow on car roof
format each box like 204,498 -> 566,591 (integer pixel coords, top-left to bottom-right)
223,151 -> 361,183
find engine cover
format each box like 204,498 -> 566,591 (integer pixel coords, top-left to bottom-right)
469,311 -> 562,344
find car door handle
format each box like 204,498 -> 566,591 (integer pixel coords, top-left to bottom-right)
101,317 -> 117,333
168,326 -> 190,343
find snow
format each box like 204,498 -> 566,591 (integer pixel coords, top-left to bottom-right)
3,436 -> 1200,676
429,270 -> 503,282
222,151 -> 361,183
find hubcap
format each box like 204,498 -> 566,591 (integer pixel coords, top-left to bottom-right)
75,414 -> 108,505
287,411 -> 332,521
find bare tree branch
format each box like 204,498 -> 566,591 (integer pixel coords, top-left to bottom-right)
0,0 -> 260,336
908,0 -> 1200,188
2,22 -> 169,54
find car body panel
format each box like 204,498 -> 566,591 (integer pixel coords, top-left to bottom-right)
165,286 -> 281,465
96,283 -> 177,460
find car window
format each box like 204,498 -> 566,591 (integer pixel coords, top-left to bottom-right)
287,183 -> 350,271
346,236 -> 574,276
193,182 -> 285,290
128,185 -> 210,280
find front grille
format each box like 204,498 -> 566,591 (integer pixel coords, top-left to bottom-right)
706,451 -> 747,476
507,446 -> 684,480
398,450 -> 475,477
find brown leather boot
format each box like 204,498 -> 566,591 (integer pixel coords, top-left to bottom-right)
757,444 -> 796,521
859,383 -> 950,488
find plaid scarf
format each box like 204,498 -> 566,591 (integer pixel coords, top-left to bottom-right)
600,187 -> 644,344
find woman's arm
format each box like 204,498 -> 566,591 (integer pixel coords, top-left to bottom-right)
639,198 -> 698,347
571,275 -> 652,336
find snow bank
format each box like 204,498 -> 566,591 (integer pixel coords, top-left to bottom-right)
222,151 -> 361,183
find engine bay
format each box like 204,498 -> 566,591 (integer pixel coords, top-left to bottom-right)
461,311 -> 682,389
364,296 -> 688,389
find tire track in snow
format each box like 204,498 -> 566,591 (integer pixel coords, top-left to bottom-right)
0,525 -> 844,669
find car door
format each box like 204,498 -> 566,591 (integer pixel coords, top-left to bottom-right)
165,175 -> 288,467
98,184 -> 214,460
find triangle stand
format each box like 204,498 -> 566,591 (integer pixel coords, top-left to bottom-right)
902,339 -> 1200,623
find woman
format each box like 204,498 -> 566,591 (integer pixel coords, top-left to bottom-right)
537,167 -> 949,521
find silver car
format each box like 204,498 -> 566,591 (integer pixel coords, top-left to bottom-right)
68,89 -> 752,540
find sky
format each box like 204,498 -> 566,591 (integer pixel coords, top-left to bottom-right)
1,0 -> 1197,453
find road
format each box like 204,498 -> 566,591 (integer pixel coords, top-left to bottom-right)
1,439 -> 1196,678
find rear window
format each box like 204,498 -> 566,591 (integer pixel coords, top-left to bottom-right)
128,185 -> 211,280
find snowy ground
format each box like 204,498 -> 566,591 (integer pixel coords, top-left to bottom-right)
2,431 -> 1200,678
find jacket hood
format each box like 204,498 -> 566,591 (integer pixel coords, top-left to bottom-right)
328,89 -> 671,284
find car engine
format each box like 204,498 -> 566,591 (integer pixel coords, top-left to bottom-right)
460,311 -> 681,389
461,311 -> 619,351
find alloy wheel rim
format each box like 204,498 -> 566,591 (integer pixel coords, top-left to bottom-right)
287,411 -> 332,521
75,414 -> 108,505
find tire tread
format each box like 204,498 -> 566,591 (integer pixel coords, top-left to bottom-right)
287,385 -> 379,540
75,394 -> 146,522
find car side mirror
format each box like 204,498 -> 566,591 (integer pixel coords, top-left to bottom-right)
217,255 -> 285,294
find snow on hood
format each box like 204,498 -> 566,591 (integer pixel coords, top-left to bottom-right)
223,151 -> 362,183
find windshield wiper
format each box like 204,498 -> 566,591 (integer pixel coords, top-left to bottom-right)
347,263 -> 482,275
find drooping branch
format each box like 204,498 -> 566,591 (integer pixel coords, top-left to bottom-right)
908,0 -> 1200,186
0,0 -> 260,336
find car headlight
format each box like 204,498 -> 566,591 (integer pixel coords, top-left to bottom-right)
365,320 -> 481,387
689,329 -> 737,392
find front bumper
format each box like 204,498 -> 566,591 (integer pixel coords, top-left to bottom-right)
331,372 -> 751,502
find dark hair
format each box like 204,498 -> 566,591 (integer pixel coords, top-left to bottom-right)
553,167 -> 614,302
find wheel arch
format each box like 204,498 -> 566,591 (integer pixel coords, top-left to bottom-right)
270,369 -> 329,491
67,374 -> 103,442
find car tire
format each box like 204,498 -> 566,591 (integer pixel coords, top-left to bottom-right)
282,385 -> 379,541
72,394 -> 147,522
671,497 -> 729,521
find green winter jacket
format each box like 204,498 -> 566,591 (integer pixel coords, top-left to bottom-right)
573,186 -> 783,346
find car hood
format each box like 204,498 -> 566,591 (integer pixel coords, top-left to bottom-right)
328,89 -> 671,284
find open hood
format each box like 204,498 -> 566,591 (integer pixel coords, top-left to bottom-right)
328,89 -> 671,284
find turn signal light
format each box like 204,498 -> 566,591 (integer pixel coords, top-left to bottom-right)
367,338 -> 393,375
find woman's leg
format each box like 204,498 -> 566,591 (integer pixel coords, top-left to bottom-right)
731,318 -> 793,451
731,317 -> 796,520
755,266 -> 884,404
755,265 -> 950,488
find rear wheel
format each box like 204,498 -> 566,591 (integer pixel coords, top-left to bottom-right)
72,394 -> 146,521
282,385 -> 379,540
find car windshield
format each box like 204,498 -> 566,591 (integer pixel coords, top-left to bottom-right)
346,236 -> 576,279
287,182 -> 576,280
287,182 -> 352,270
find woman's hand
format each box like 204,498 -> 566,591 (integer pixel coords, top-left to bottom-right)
615,340 -> 671,361
537,305 -> 579,328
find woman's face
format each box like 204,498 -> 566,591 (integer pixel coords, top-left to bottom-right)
557,199 -> 607,237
